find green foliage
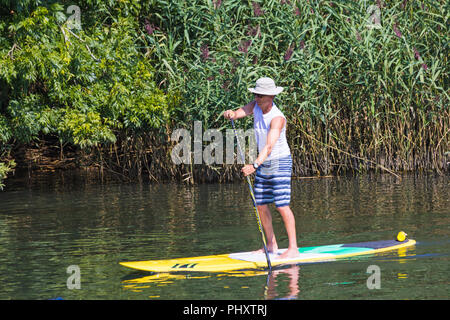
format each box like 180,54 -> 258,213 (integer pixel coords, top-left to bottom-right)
0,1 -> 171,150
0,160 -> 15,190
139,0 -> 448,128
0,114 -> 12,143
57,109 -> 116,148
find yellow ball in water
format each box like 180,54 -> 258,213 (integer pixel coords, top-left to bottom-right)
396,231 -> 407,242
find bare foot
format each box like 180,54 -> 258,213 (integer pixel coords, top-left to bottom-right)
277,248 -> 300,259
252,246 -> 278,255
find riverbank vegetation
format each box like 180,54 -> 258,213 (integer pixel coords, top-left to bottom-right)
0,0 -> 448,187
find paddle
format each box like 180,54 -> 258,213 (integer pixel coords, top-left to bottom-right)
230,119 -> 272,272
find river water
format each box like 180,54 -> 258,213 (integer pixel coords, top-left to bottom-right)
0,172 -> 448,300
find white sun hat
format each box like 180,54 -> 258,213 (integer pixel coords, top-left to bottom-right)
248,77 -> 284,96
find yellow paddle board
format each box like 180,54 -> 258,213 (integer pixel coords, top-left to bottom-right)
120,237 -> 416,273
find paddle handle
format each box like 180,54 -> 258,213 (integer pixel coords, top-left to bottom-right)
230,119 -> 272,271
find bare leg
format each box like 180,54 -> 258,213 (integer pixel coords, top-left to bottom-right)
253,204 -> 278,253
276,205 -> 299,259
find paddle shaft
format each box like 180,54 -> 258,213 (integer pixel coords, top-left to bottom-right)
230,119 -> 272,271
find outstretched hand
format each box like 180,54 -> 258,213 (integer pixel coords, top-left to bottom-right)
241,164 -> 255,176
224,110 -> 235,119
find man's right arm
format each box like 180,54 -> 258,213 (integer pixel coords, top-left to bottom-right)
224,100 -> 256,120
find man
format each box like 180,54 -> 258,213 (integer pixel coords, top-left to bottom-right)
224,77 -> 299,259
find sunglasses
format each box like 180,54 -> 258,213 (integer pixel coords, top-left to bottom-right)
254,93 -> 266,98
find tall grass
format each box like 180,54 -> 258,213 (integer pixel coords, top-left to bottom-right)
138,0 -> 448,177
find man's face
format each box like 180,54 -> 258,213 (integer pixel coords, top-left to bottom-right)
254,94 -> 274,105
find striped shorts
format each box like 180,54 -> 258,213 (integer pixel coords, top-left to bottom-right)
254,155 -> 292,208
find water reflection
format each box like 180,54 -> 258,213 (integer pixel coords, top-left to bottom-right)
121,268 -> 301,300
122,273 -> 212,293
265,266 -> 300,300
397,247 -> 408,264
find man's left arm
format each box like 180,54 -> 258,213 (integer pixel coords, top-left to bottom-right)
255,116 -> 285,165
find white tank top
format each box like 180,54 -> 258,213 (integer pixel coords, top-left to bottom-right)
253,102 -> 291,161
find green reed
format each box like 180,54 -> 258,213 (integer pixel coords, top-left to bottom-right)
139,0 -> 448,177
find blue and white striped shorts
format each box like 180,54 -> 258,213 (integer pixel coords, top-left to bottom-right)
254,155 -> 292,208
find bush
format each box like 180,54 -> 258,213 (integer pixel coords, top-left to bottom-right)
141,0 -> 448,174
0,160 -> 15,190
0,2 -> 171,150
